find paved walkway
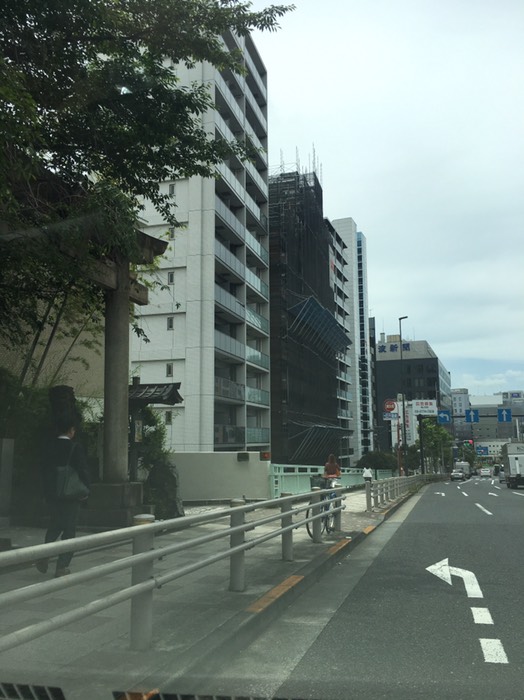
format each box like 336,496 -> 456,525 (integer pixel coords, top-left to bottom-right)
0,489 -> 401,700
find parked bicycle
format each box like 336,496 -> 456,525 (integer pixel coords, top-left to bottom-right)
306,476 -> 342,538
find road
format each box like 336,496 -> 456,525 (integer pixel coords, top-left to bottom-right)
175,477 -> 524,700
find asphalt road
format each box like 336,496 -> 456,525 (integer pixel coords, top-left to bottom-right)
179,478 -> 524,700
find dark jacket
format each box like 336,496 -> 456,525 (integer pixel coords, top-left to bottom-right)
41,437 -> 90,502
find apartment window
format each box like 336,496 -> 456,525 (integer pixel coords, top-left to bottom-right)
166,363 -> 173,377
168,183 -> 175,196
167,317 -> 174,330
165,410 -> 172,425
167,271 -> 175,285
168,227 -> 175,240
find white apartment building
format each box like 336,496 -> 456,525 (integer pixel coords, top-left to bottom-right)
330,217 -> 373,464
131,31 -> 270,453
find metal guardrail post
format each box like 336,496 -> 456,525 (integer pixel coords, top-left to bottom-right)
334,493 -> 342,531
130,522 -> 155,651
229,499 -> 246,592
372,482 -> 379,510
311,488 -> 322,543
280,493 -> 293,561
365,481 -> 372,512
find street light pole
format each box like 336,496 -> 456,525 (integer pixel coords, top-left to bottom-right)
399,315 -> 408,475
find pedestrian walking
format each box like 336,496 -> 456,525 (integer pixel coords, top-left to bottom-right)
36,418 -> 90,577
363,466 -> 373,483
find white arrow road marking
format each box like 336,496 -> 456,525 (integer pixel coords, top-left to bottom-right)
426,558 -> 483,598
476,503 -> 493,515
479,639 -> 508,664
434,492 -> 445,496
471,607 -> 494,624
512,492 -> 524,497
488,493 -> 499,497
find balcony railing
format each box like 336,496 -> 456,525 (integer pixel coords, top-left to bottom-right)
215,376 -> 245,401
244,268 -> 268,300
215,239 -> 244,279
246,427 -> 270,443
215,284 -> 245,319
246,346 -> 270,369
246,307 -> 269,334
215,330 -> 245,361
214,424 -> 245,445
245,386 -> 270,406
214,73 -> 244,126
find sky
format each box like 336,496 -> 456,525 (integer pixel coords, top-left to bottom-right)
251,0 -> 524,396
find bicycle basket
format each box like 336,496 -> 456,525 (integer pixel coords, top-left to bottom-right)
310,476 -> 327,489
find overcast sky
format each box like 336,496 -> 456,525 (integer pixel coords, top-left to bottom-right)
251,0 -> 524,396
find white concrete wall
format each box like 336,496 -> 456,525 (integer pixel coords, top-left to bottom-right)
170,451 -> 271,501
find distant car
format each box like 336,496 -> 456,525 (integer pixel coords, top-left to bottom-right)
450,469 -> 466,481
480,467 -> 492,478
499,468 -> 506,483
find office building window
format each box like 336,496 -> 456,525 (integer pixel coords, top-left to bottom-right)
168,183 -> 175,196
167,317 -> 174,330
165,411 -> 172,425
167,271 -> 175,285
166,363 -> 173,377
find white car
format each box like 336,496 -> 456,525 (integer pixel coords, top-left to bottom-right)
479,467 -> 491,478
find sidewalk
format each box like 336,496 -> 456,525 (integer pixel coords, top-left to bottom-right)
0,489 -> 404,700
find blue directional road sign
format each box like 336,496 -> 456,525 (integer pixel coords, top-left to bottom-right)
465,409 -> 479,423
498,408 -> 512,423
437,410 -> 451,424
476,446 -> 488,455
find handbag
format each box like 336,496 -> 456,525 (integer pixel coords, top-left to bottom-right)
55,444 -> 90,501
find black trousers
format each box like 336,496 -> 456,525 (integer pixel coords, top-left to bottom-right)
45,500 -> 81,569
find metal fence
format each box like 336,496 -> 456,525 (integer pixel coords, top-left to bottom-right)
0,475 -> 436,654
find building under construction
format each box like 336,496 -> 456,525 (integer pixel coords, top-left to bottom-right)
269,171 -> 351,464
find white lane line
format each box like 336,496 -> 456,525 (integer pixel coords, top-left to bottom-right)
471,607 -> 494,625
512,492 -> 524,497
494,486 -> 501,490
479,638 -> 508,664
488,493 -> 499,497
475,503 -> 493,515
461,491 -> 469,497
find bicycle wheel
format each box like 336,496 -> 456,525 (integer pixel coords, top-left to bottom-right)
323,501 -> 336,534
306,506 -> 327,538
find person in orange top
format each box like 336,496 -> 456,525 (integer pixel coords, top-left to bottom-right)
323,453 -> 341,480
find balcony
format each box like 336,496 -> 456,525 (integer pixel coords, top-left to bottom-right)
246,307 -> 269,334
244,267 -> 268,300
246,427 -> 270,443
245,84 -> 267,132
215,376 -> 245,402
244,50 -> 267,103
215,239 -> 244,280
214,424 -> 245,446
215,330 -> 245,361
245,386 -> 270,406
246,346 -> 270,370
214,73 -> 244,126
215,284 -> 244,320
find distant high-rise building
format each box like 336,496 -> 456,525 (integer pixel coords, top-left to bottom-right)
268,171 -> 351,464
131,31 -> 270,454
330,218 -> 374,464
375,333 -> 452,451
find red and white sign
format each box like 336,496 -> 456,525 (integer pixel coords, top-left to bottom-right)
384,399 -> 397,413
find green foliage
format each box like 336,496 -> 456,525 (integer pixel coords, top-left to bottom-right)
1,0 -> 293,355
418,419 -> 453,472
138,407 -> 184,519
356,451 -> 398,473
1,0 -> 292,230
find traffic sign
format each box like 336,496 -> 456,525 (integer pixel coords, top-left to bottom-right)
476,446 -> 488,455
498,408 -> 512,423
465,409 -> 479,423
384,399 -> 396,412
383,412 -> 398,421
437,410 -> 451,424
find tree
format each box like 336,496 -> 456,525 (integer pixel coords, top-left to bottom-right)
356,451 -> 399,474
0,0 -> 293,354
418,419 -> 453,473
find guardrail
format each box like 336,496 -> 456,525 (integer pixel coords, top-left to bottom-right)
0,476 -> 437,653
365,474 -> 439,512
